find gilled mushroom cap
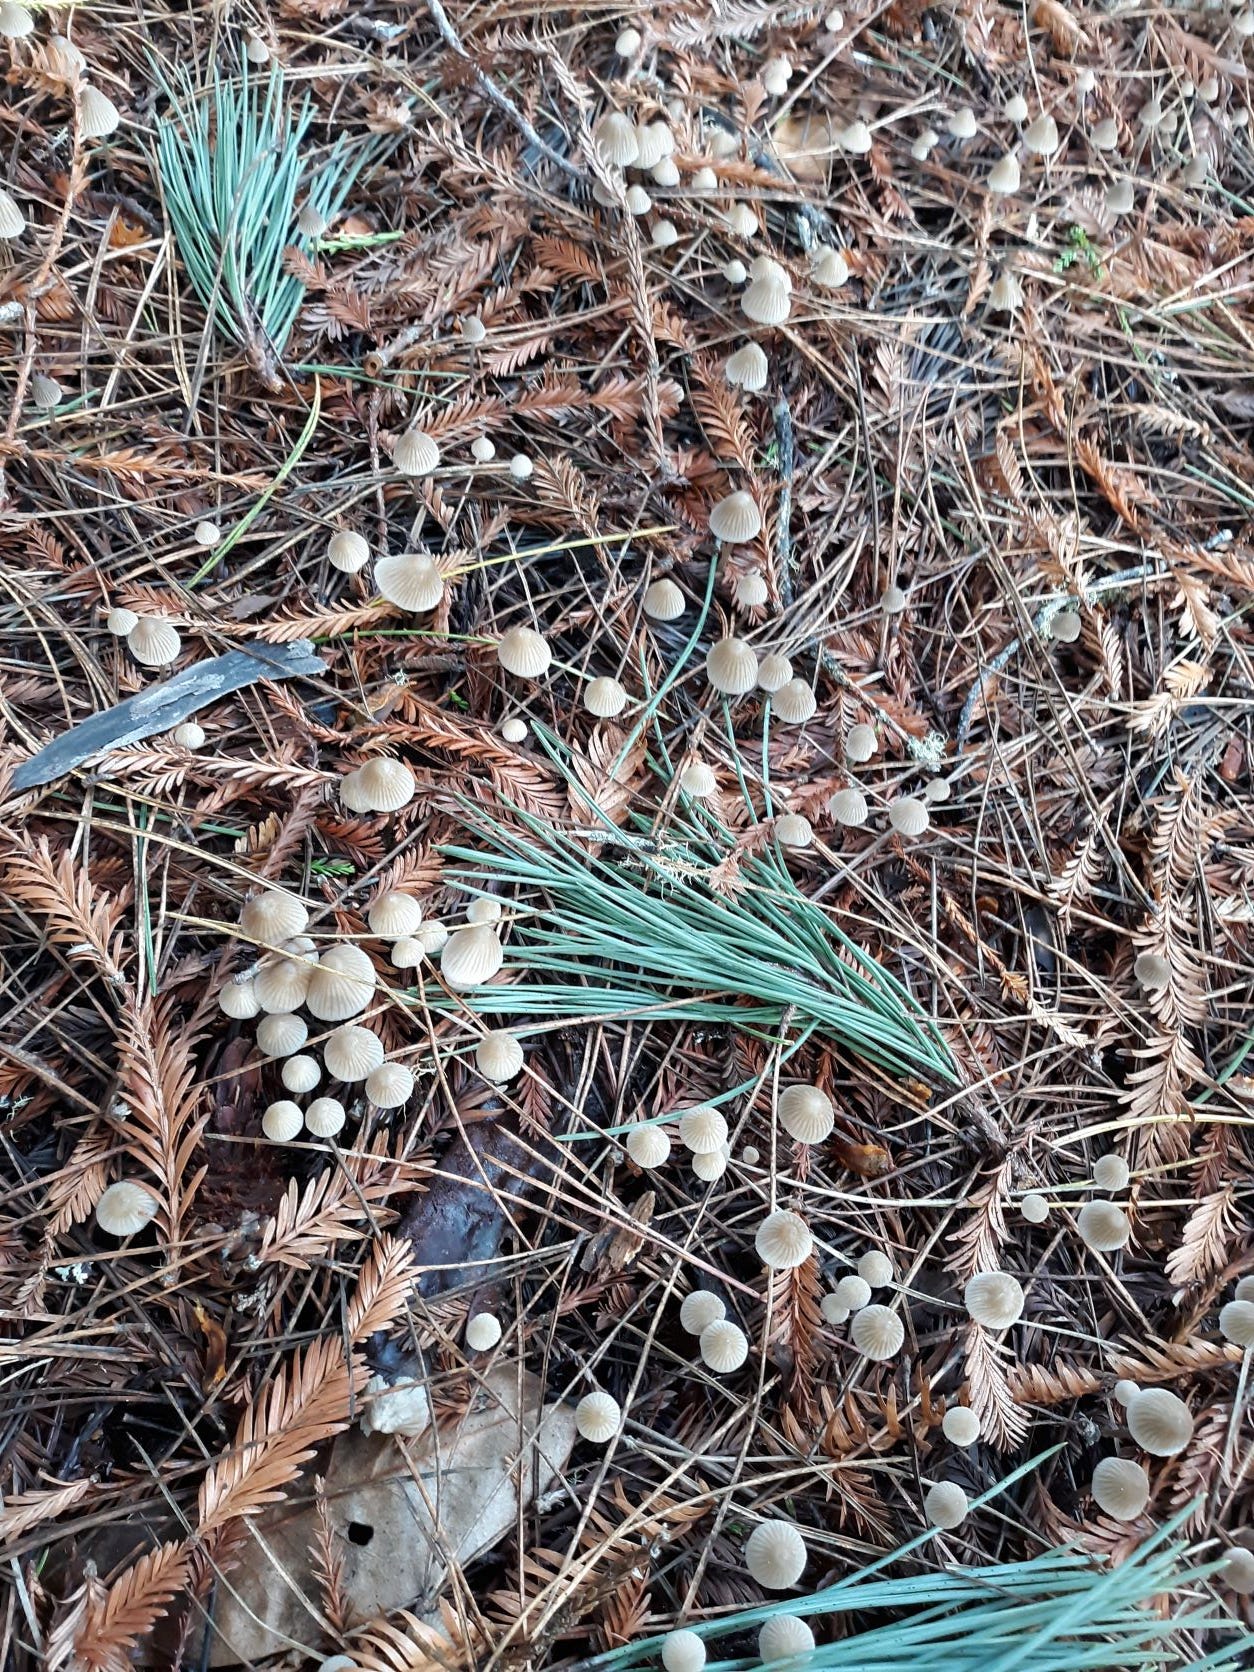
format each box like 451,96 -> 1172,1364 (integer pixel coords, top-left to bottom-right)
643,578 -> 685,620
732,570 -> 768,608
1093,1153 -> 1130,1192
172,721 -> 205,749
306,943 -> 376,1020
924,1481 -> 969,1529
756,652 -> 793,693
771,679 -> 817,725
888,796 -> 930,837
574,1389 -> 621,1442
724,201 -> 758,238
709,490 -> 763,544
1023,113 -> 1060,155
755,1209 -> 813,1270
778,1083 -> 834,1144
988,151 -> 1021,195
476,1029 -> 524,1081
1125,1387 -> 1193,1456
845,722 -> 878,762
679,1290 -> 725,1334
659,1631 -> 705,1672
835,1273 -> 872,1311
758,1615 -> 815,1662
858,1249 -> 895,1288
128,617 -> 182,667
79,84 -> 121,139
744,1519 -> 807,1589
262,1100 -> 304,1142
699,1317 -> 748,1372
678,1106 -> 728,1154
1219,1299 -> 1254,1347
501,715 -> 527,743
584,676 -> 628,718
633,122 -> 672,169
304,1097 -> 345,1135
376,552 -> 444,612
1020,1192 -> 1049,1224
1091,1456 -> 1149,1520
947,106 -> 978,139
725,341 -> 769,391
241,889 -> 309,945
0,4 -> 35,40
465,1311 -> 502,1351
440,923 -> 504,989
356,756 -> 416,813
705,635 -> 760,695
465,897 -> 502,926
393,427 -> 440,477
840,119 -> 873,154
741,258 -> 792,325
942,1405 -> 982,1446
1077,1199 -> 1130,1252
257,1013 -> 309,1057
775,812 -> 812,849
324,1024 -> 385,1082
964,1270 -> 1025,1329
95,1179 -> 159,1237
218,977 -> 261,1020
810,244 -> 849,288
828,785 -> 869,826
496,625 -> 552,678
593,110 -> 639,166
679,760 -> 717,798
626,1123 -> 670,1169
365,1062 -> 414,1108
254,946 -> 317,1014
281,1055 -> 321,1094
368,892 -> 423,939
106,606 -> 139,636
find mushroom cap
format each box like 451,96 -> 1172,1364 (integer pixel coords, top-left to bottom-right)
584,675 -> 628,718
465,1312 -> 503,1351
193,519 -> 221,548
593,111 -> 639,167
692,1146 -> 729,1183
508,452 -> 534,480
1004,93 -> 1029,123
476,1029 -> 524,1082
1077,1199 -> 1130,1252
128,617 -> 182,667
365,1062 -> 414,1108
679,760 -> 717,798
31,374 -> 62,411
988,151 -> 1021,195
778,1084 -> 834,1145
218,978 -> 261,1020
1093,1154 -> 1130,1192
304,1096 -> 346,1137
741,258 -> 792,324
678,1106 -> 728,1155
820,1293 -> 850,1326
1105,179 -> 1135,217
257,1013 -> 309,1058
1091,1456 -> 1150,1520
755,1209 -> 813,1270
689,167 -> 717,193
775,812 -> 812,850
732,569 -> 769,609
679,1290 -> 725,1335
1236,1276 -> 1254,1303
324,1024 -> 385,1082
368,892 -> 423,939
172,721 -> 205,749
441,923 -> 504,990
643,578 -> 685,620
881,583 -> 908,615
106,606 -> 139,636
281,1055 -> 321,1094
416,920 -> 449,954
1133,951 -> 1171,991
709,490 -> 763,544
389,937 -> 425,970
262,1100 -> 304,1142
1114,1379 -> 1140,1406
471,435 -> 496,462
705,635 -> 760,695
772,679 -> 817,725
834,1273 -> 872,1312
724,201 -> 759,238
307,943 -> 376,1021
845,722 -> 878,763
624,185 -> 651,215
1219,1300 -> 1254,1347
744,1519 -> 807,1589
497,625 -> 552,678
758,1615 -> 815,1662
725,341 -> 769,391
964,1270 -> 1025,1329
1223,1547 -> 1254,1595
722,255 -> 747,282
840,118 -> 873,154
888,796 -> 930,837
828,785 -> 869,827
626,1124 -> 670,1169
849,1304 -> 909,1357
1023,113 -> 1060,155
241,889 -> 309,946
574,1389 -> 621,1443
942,1406 -> 982,1447
762,55 -> 792,95
925,1482 -> 969,1530
810,244 -> 850,288
947,106 -> 978,139
652,155 -> 681,187
356,756 -> 416,813
376,552 -> 444,612
0,3 -> 34,40
1021,1192 -> 1050,1225
756,652 -> 793,693
393,427 -> 440,477
1090,117 -> 1119,151
95,1180 -> 159,1237
1126,1387 -> 1193,1456
465,898 -> 502,927
327,529 -> 370,573
501,715 -> 527,742
1049,608 -> 1081,643
699,1317 -> 749,1372
79,84 -> 121,139
858,1250 -> 895,1288
340,768 -> 374,814
651,218 -> 679,248
660,1632 -> 705,1672
255,947 -> 317,1014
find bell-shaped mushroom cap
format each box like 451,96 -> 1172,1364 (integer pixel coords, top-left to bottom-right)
574,1389 -> 621,1442
725,341 -> 769,391
989,269 -> 1023,314
845,722 -> 878,762
324,1024 -> 385,1082
327,529 -> 370,573
31,374 -> 62,411
584,676 -> 628,718
218,978 -> 261,1020
1219,1299 -> 1254,1347
1125,1387 -> 1193,1456
255,946 -> 317,1014
257,1013 -> 309,1057
172,721 -> 205,749
1133,951 -> 1171,991
964,1270 -> 1025,1329
828,785 -> 869,826
106,606 -> 139,636
741,257 -> 792,325
1091,1456 -> 1150,1520
365,1062 -> 414,1108
501,715 -> 527,742
755,1209 -> 813,1270
1021,1192 -> 1049,1224
775,812 -> 812,850
724,201 -> 759,238
732,570 -> 768,609
281,1054 -> 321,1094
1077,1199 -> 1130,1252
440,923 -> 504,990
79,84 -> 121,139
471,435 -> 496,462
634,122 -> 672,169
95,1180 -> 159,1237
942,1405 -> 982,1446
771,679 -> 817,725
1004,93 -> 1029,123
262,1099 -> 304,1142
465,1311 -> 502,1351
1222,1547 -> 1254,1595
756,651 -> 793,693
643,578 -> 685,620
811,244 -> 849,288
759,1615 -> 815,1662
127,617 -> 181,667
626,1124 -> 670,1169
679,760 -> 717,798
709,489 -> 763,543
988,151 -> 1021,195
1023,112 -> 1061,155
834,1273 -> 872,1312
705,636 -> 760,695
376,552 -> 444,612
0,4 -> 35,40
699,1317 -> 749,1372
368,892 -> 423,939
593,110 -> 640,167
393,426 -> 440,477
849,1304 -> 909,1357
947,106 -> 978,139
888,796 -> 930,837
476,1029 -> 524,1082
858,1250 -> 895,1288
839,119 -> 873,154
924,1481 -> 969,1529
744,1519 -> 807,1589
1090,117 -> 1119,151
679,1290 -> 725,1334
465,897 -> 502,926
1093,1153 -> 1130,1192
651,218 -> 679,248
778,1084 -> 834,1144
241,889 -> 308,945
306,943 -> 376,1020
496,625 -> 552,678
659,1630 -> 704,1672
356,757 -> 416,813
678,1106 -> 728,1154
